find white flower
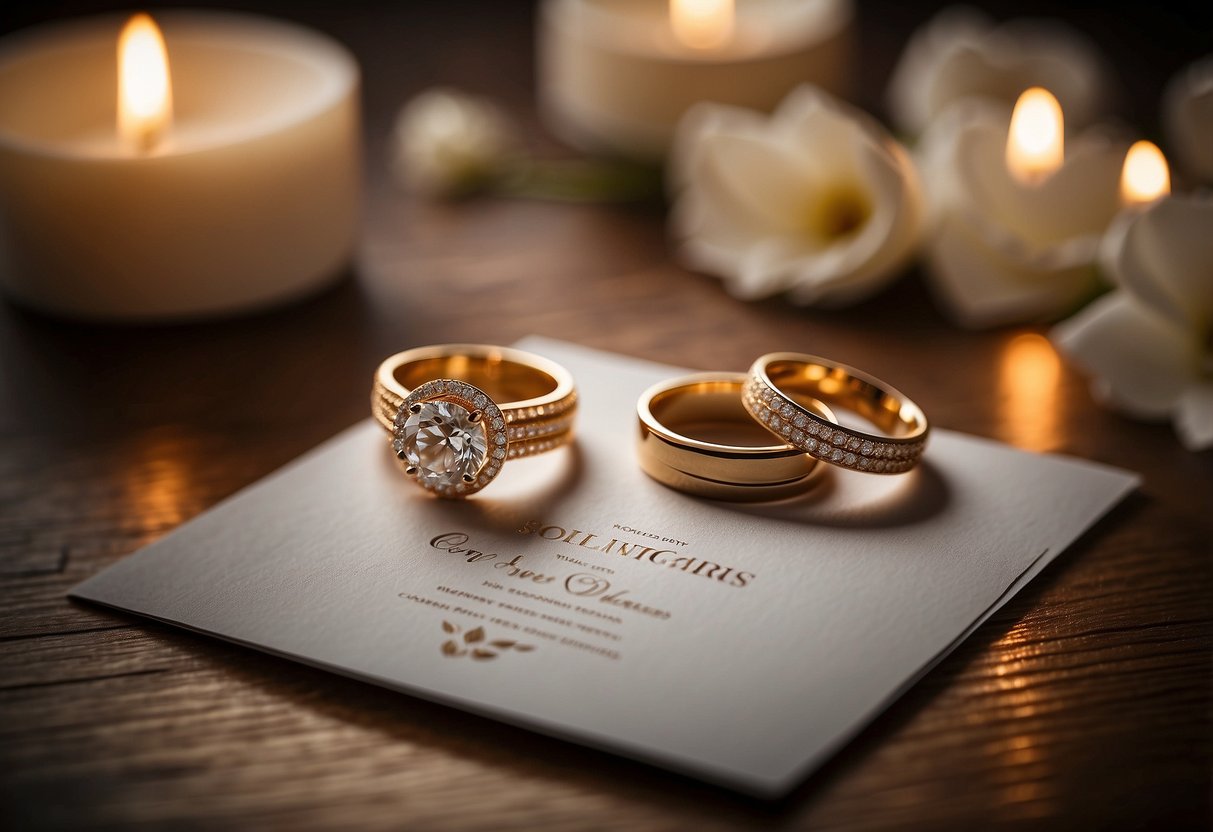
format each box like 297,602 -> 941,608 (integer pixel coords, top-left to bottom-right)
391,89 -> 516,197
1164,56 -> 1213,184
1052,194 -> 1213,450
669,85 -> 924,307
887,7 -> 1109,137
917,100 -> 1125,328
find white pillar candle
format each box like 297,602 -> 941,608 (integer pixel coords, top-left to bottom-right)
0,11 -> 360,321
538,0 -> 853,161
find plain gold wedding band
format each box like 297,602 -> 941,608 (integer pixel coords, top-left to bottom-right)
743,353 -> 928,475
637,372 -> 836,502
372,344 -> 577,497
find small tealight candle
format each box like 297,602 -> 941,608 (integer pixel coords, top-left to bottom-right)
0,11 -> 360,322
1119,139 -> 1170,206
1006,86 -> 1064,185
1096,139 -> 1172,272
917,86 -> 1129,327
539,0 -> 854,160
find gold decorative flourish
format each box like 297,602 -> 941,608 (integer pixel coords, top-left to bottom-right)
440,621 -> 535,660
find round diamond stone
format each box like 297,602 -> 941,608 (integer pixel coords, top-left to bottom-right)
400,401 -> 488,488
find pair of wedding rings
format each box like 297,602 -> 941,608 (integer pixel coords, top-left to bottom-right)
637,358 -> 928,502
372,345 -> 928,501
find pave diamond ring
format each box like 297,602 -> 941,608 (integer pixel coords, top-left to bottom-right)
372,345 -> 577,497
743,353 -> 929,475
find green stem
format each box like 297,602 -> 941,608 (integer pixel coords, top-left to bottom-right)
495,158 -> 663,203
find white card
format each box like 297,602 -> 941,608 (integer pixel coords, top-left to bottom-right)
70,338 -> 1138,797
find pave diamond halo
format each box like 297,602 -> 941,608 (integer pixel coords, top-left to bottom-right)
374,344 -> 579,499
393,379 -> 507,497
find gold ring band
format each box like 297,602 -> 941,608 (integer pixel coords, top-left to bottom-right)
372,344 -> 577,497
637,372 -> 835,501
743,354 -> 928,475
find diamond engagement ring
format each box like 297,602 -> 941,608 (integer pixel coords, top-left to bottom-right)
743,353 -> 929,475
372,345 -> 578,497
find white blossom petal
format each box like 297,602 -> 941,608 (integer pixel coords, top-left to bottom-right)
774,86 -> 886,181
926,213 -> 1097,328
1104,194 -> 1213,331
688,130 -> 820,237
787,139 -> 922,306
682,234 -> 811,301
1175,383 -> 1213,450
391,89 -> 516,197
1052,293 -> 1198,419
671,105 -> 817,299
887,7 -> 1109,136
1164,55 -> 1213,183
669,85 -> 923,308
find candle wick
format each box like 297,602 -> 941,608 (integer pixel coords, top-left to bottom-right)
134,126 -> 158,155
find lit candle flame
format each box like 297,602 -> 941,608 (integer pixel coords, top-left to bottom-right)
1120,140 -> 1170,206
1006,87 -> 1064,186
670,0 -> 734,50
118,13 -> 172,153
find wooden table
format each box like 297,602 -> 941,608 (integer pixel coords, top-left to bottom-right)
2,2 -> 1210,829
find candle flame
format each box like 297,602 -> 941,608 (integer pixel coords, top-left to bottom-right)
1120,140 -> 1170,206
1006,87 -> 1064,186
118,13 -> 172,153
670,0 -> 734,50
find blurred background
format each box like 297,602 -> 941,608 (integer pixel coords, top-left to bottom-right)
1,1 -> 1210,829
6,0 -> 1211,137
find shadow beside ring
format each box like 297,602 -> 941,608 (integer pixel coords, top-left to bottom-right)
707,460 -> 950,529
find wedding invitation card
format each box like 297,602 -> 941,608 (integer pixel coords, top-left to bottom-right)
70,338 -> 1138,797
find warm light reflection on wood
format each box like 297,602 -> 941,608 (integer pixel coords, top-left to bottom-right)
122,433 -> 195,532
999,333 -> 1062,451
983,630 -> 1057,818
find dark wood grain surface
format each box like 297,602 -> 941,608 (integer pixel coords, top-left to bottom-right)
2,2 -> 1211,829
